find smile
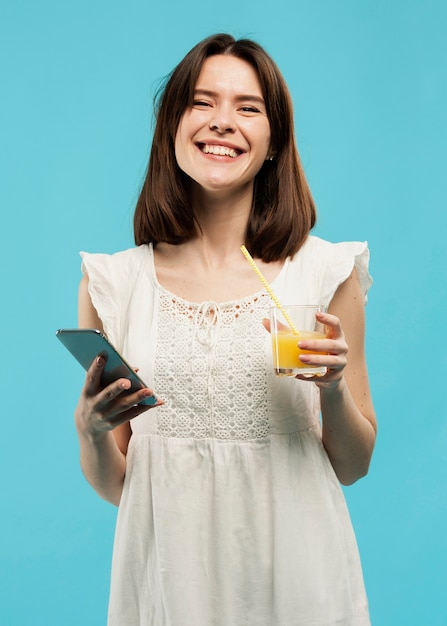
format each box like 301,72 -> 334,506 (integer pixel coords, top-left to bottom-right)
199,144 -> 241,158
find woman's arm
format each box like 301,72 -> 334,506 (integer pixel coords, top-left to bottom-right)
75,274 -> 159,505
297,269 -> 377,485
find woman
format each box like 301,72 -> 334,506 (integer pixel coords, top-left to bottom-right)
75,33 -> 377,625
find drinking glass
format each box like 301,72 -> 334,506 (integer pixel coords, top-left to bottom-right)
270,305 -> 327,377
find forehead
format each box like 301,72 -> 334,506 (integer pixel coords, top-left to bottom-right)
195,55 -> 264,97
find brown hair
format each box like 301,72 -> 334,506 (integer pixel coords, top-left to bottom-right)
134,33 -> 316,262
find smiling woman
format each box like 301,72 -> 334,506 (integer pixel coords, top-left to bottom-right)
174,55 -> 271,195
73,33 -> 376,626
134,34 -> 316,259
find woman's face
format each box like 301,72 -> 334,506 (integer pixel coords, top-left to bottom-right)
175,54 -> 271,198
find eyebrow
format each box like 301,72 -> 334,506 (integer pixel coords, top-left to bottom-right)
193,89 -> 265,105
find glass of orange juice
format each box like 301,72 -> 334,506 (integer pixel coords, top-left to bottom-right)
270,305 -> 328,377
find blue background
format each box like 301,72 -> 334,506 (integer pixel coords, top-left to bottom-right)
1,1 -> 446,624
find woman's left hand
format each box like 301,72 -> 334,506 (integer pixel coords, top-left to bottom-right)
296,311 -> 348,387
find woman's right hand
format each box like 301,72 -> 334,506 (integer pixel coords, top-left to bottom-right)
75,354 -> 162,437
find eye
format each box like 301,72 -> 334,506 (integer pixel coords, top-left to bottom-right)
193,100 -> 211,108
239,106 -> 261,114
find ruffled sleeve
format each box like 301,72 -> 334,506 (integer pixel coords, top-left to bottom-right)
276,236 -> 372,309
80,246 -> 150,350
320,240 -> 372,306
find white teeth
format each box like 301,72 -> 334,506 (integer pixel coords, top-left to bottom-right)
202,144 -> 239,158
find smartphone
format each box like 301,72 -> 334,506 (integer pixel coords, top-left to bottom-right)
55,328 -> 158,406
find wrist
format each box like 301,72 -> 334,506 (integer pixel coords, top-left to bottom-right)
76,423 -> 110,445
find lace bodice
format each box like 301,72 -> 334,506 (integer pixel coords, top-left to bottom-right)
154,289 -> 271,440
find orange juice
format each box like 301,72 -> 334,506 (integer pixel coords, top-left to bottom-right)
272,330 -> 327,375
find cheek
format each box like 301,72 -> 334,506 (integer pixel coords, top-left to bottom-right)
174,113 -> 199,168
257,135 -> 272,164
251,122 -> 271,158
174,132 -> 182,163
174,124 -> 188,170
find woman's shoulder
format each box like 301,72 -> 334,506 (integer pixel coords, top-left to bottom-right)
286,235 -> 372,304
80,243 -> 152,262
290,235 -> 370,272
296,235 -> 369,258
78,244 -> 154,348
80,244 -> 152,277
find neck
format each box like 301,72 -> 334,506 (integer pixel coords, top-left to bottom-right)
191,182 -> 253,254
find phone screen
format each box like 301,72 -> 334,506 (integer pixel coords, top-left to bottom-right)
56,328 -> 158,406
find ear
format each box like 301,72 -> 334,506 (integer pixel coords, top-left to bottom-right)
265,146 -> 275,161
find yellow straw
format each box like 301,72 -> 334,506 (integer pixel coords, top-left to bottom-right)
240,245 -> 299,335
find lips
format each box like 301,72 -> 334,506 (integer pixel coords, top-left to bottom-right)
198,143 -> 242,158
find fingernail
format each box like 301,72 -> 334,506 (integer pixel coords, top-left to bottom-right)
96,356 -> 104,367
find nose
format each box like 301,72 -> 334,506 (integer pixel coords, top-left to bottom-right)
209,106 -> 235,133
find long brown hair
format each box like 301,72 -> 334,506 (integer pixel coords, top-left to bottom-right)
134,33 -> 316,262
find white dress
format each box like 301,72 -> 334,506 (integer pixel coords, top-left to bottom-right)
81,235 -> 373,626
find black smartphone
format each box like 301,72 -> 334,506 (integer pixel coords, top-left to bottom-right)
55,328 -> 158,406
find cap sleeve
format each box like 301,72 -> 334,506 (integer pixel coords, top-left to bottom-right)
321,241 -> 372,306
80,246 -> 150,350
80,251 -> 122,347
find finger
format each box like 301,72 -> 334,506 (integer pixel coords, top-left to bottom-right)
298,338 -> 348,356
263,318 -> 297,333
299,353 -> 346,369
108,396 -> 163,426
95,382 -> 162,414
95,378 -> 132,408
83,355 -> 107,396
262,318 -> 271,333
295,360 -> 346,383
86,387 -> 161,433
94,376 -> 155,412
316,311 -> 339,325
316,311 -> 343,337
